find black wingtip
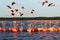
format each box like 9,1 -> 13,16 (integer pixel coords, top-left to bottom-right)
11,2 -> 16,5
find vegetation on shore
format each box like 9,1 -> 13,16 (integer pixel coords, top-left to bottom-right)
0,17 -> 60,20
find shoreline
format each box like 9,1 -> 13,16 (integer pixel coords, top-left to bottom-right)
0,17 -> 60,20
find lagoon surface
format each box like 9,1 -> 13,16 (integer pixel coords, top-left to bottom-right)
0,20 -> 60,40
0,31 -> 60,40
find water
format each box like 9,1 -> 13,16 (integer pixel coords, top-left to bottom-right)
0,20 -> 60,40
0,31 -> 60,40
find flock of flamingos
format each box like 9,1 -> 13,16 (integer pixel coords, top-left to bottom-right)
7,0 -> 55,17
0,20 -> 60,33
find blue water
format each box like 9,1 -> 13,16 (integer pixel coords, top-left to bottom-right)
0,31 -> 60,40
0,20 -> 60,29
0,20 -> 60,40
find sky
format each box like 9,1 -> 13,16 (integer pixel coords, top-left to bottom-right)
0,0 -> 60,17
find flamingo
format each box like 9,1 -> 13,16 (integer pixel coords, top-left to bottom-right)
11,2 -> 16,5
48,3 -> 55,7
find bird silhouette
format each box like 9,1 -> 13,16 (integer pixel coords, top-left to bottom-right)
42,2 -> 45,6
11,10 -> 14,12
42,0 -> 48,6
48,3 -> 55,7
20,13 -> 23,16
11,13 -> 15,16
30,11 -> 33,14
45,0 -> 48,3
11,2 -> 16,5
15,9 -> 18,12
7,5 -> 12,9
30,9 -> 35,14
32,9 -> 35,12
19,12 -> 23,16
21,6 -> 25,9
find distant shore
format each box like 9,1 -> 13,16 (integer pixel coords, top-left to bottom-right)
0,17 -> 60,20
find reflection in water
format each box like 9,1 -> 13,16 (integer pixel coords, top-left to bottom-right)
28,32 -> 34,36
0,31 -> 60,40
18,32 -> 24,40
13,32 -> 18,40
1,32 -> 7,40
7,32 -> 18,40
